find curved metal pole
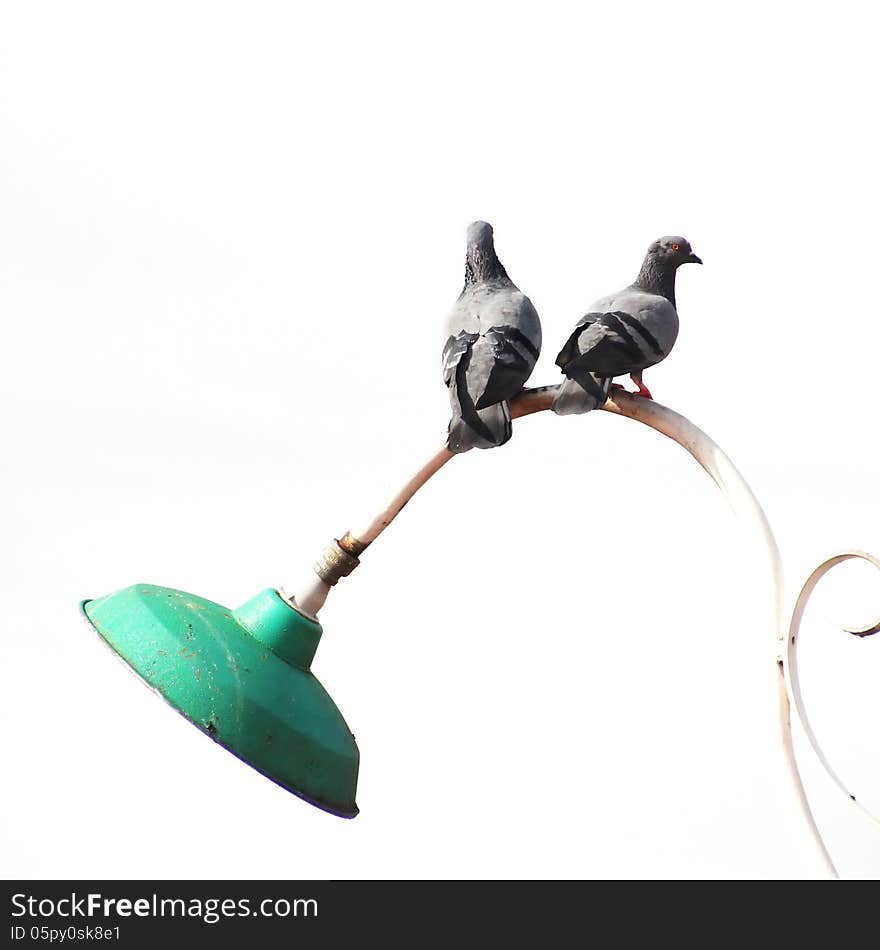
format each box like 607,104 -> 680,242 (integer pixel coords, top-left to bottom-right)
291,385 -> 840,876
597,392 -> 838,876
786,552 -> 880,831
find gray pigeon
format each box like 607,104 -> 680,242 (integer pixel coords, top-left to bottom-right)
443,222 -> 542,452
552,236 -> 701,415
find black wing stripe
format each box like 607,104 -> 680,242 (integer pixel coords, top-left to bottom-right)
600,313 -> 644,361
496,326 -> 540,361
614,313 -> 664,357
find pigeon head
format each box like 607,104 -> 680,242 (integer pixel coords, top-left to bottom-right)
467,220 -> 494,247
635,236 -> 701,305
649,236 -> 702,267
464,220 -> 509,286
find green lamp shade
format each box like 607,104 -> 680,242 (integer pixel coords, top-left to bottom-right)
81,585 -> 359,818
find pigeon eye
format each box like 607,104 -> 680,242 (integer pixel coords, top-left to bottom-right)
670,243 -> 681,251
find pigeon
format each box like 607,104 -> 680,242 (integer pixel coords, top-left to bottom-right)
552,236 -> 701,415
442,221 -> 542,452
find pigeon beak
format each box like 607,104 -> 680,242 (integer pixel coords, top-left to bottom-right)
686,252 -> 703,265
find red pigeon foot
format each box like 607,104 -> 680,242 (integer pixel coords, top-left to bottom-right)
630,375 -> 653,399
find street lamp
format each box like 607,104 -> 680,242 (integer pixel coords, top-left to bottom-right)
81,386 -> 878,876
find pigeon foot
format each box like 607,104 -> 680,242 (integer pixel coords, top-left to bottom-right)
630,375 -> 653,399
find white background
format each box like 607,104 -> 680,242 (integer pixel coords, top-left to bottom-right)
2,1 -> 879,879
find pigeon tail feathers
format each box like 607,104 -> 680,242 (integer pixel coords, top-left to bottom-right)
551,375 -> 611,416
447,400 -> 512,452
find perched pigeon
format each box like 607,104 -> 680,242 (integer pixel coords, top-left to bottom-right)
443,222 -> 542,452
552,236 -> 701,415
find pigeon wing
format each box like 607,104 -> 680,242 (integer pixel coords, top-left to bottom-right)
557,311 -> 646,378
442,330 -> 479,386
474,325 -> 540,410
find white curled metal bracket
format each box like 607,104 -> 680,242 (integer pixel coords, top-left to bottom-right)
785,552 -> 880,831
